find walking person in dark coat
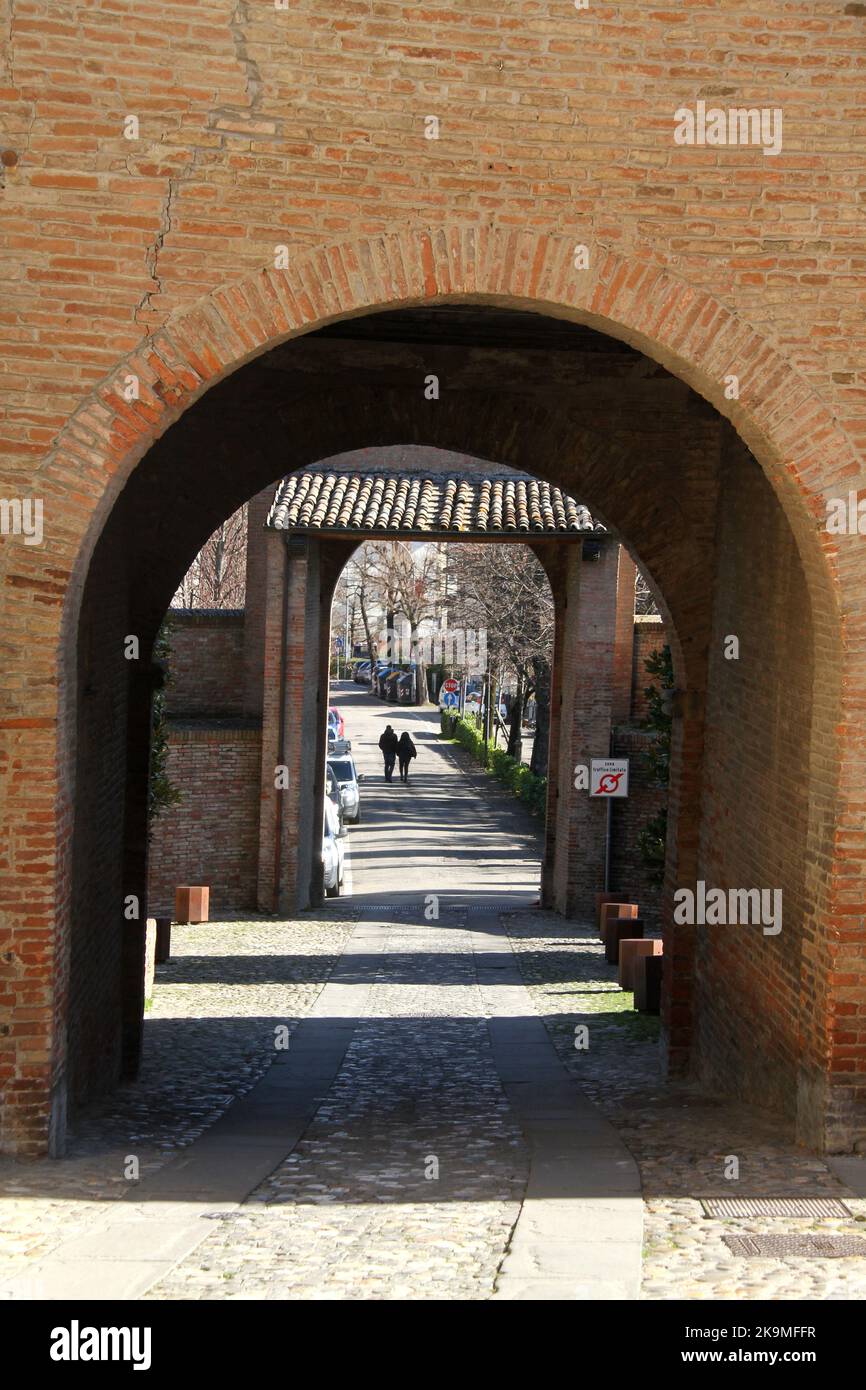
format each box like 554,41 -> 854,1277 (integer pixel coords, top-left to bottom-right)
397,730 -> 417,784
378,724 -> 399,782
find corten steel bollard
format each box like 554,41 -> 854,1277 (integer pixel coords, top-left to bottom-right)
599,901 -> 638,942
595,892 -> 625,934
155,916 -> 172,964
618,937 -> 663,992
634,953 -> 663,1014
175,885 -> 209,925
605,915 -> 644,965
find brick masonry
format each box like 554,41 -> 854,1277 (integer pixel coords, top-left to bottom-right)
1,3 -> 864,1155
147,726 -> 262,915
631,618 -> 667,725
162,610 -> 246,719
151,531 -> 664,924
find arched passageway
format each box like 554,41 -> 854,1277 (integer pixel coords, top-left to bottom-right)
1,281 -> 856,1159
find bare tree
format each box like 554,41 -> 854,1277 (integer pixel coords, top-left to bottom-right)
338,545 -> 382,668
366,540 -> 443,703
635,569 -> 659,616
172,504 -> 248,609
446,543 -> 554,768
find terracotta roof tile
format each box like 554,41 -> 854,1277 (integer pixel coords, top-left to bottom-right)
268,470 -> 602,537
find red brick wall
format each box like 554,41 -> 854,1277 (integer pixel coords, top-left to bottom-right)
694,434 -> 821,1125
611,550 -> 637,725
147,726 -> 262,914
164,610 -> 245,718
607,618 -> 670,933
65,517 -> 131,1120
610,729 -> 667,934
2,1 -> 863,1154
631,618 -> 667,724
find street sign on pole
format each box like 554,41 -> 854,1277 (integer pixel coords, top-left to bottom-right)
590,758 -> 629,797
439,678 -> 459,710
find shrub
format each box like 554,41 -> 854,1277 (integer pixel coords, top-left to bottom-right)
440,713 -> 547,818
638,644 -> 674,883
148,618 -> 182,831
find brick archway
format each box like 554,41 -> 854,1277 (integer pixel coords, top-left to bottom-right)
2,226 -> 862,1158
27,228 -> 856,616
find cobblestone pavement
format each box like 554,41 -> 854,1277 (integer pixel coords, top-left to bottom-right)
147,917 -> 529,1300
507,909 -> 866,1300
0,914 -> 353,1283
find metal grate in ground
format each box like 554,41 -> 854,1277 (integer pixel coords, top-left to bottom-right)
701,1196 -> 852,1219
723,1233 -> 866,1259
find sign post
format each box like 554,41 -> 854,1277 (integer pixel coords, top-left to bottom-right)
589,758 -> 629,892
440,676 -> 459,713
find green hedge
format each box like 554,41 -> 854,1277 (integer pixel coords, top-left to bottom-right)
440,712 -> 547,819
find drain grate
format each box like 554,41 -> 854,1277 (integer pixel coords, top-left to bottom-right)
701,1196 -> 852,1219
724,1233 -> 866,1259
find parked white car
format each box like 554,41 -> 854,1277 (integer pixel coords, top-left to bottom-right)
327,752 -> 362,825
322,796 -> 345,897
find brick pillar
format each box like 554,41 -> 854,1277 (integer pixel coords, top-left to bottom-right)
533,540 -> 566,908
548,539 -> 626,920
120,659 -> 158,1083
257,533 -> 356,914
611,549 -> 637,725
660,689 -> 705,1078
257,533 -> 321,912
243,484 -> 279,718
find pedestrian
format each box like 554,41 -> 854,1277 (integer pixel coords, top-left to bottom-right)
397,730 -> 417,784
378,724 -> 399,782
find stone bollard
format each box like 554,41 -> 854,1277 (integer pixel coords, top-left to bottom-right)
599,901 -> 639,943
634,953 -> 663,1014
175,885 -> 209,925
155,916 -> 172,964
619,937 -> 663,992
605,915 -> 644,965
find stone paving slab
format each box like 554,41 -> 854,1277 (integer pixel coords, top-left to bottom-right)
507,908 -> 866,1301
472,912 -> 642,1300
140,911 -> 643,1301
0,914 -> 354,1297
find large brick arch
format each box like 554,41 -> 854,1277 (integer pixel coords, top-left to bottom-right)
2,225 -> 863,1157
31,227 -> 856,632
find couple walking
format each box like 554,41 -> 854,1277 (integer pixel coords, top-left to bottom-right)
378,725 -> 417,784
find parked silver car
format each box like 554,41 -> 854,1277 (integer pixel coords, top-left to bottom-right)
322,796 -> 345,897
327,753 -> 362,825
325,763 -> 345,833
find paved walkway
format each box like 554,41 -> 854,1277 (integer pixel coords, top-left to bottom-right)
7,684 -> 863,1299
336,680 -> 543,911
508,910 -> 866,1299
0,686 -> 642,1301
0,909 -> 642,1301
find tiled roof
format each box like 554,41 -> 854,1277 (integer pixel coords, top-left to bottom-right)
267,471 -> 602,537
